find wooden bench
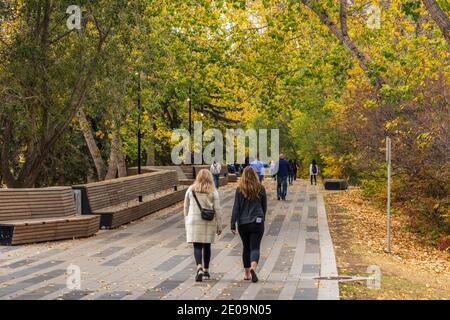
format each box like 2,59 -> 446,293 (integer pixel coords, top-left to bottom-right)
73,170 -> 188,229
193,165 -> 228,186
227,173 -> 238,183
129,166 -> 195,186
0,187 -> 100,246
132,165 -> 228,187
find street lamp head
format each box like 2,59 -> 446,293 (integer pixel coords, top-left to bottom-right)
187,97 -> 191,102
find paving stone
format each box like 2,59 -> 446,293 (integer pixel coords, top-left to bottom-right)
97,291 -> 131,300
23,269 -> 66,284
5,259 -> 37,269
58,290 -> 93,300
139,216 -> 184,237
12,284 -> 65,300
98,233 -> 132,244
154,255 -> 190,271
307,226 -> 319,233
0,282 -> 32,298
294,288 -> 318,300
255,288 -> 281,300
266,215 -> 285,236
221,233 -> 234,242
305,239 -> 320,254
0,269 -> 66,298
92,246 -> 125,258
163,236 -> 185,248
0,181 -> 339,301
308,206 -> 318,218
272,247 -> 295,273
301,264 -> 320,274
102,241 -> 156,267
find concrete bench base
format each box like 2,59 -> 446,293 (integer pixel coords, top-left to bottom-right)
324,179 -> 348,191
227,174 -> 238,183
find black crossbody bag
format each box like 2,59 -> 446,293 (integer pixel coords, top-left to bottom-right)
192,191 -> 216,221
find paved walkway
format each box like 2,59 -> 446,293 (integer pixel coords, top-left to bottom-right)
0,180 -> 339,300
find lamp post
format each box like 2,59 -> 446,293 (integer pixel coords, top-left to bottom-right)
188,87 -> 192,136
385,136 -> 392,253
136,71 -> 143,202
136,72 -> 142,175
187,87 -> 193,165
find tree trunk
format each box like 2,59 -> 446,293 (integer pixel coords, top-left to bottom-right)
301,0 -> 385,89
422,0 -> 450,46
146,135 -> 156,166
105,122 -> 119,180
0,118 -> 18,188
78,108 -> 107,180
105,118 -> 127,179
117,151 -> 127,177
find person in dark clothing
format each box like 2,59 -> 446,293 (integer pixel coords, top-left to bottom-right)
288,160 -> 294,185
231,167 -> 267,283
293,160 -> 298,181
275,154 -> 290,201
310,159 -> 319,186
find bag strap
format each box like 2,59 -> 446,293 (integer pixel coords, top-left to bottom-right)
192,191 -> 204,211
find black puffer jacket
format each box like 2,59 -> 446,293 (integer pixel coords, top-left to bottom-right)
231,187 -> 267,230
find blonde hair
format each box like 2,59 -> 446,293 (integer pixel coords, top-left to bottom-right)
238,167 -> 263,200
192,169 -> 215,193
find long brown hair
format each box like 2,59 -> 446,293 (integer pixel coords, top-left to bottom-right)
192,169 -> 215,193
239,167 -> 263,200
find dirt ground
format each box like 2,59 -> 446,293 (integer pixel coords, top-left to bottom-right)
324,187 -> 450,300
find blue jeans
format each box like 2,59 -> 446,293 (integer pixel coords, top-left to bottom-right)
277,176 -> 288,199
288,173 -> 294,184
213,175 -> 220,189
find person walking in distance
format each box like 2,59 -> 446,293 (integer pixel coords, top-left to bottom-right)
184,170 -> 223,282
275,154 -> 290,201
231,167 -> 267,283
210,161 -> 222,189
310,159 -> 319,186
293,160 -> 298,181
288,160 -> 295,185
250,154 -> 264,183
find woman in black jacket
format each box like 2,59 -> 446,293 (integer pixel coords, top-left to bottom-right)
231,167 -> 267,283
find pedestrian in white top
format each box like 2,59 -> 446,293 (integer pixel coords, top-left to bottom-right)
310,159 -> 318,185
184,169 -> 223,282
210,161 -> 222,189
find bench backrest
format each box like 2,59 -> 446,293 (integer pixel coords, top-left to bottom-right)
74,170 -> 179,211
194,165 -> 227,177
0,187 -> 77,222
129,166 -> 194,180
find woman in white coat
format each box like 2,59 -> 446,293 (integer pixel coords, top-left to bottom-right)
184,169 -> 223,282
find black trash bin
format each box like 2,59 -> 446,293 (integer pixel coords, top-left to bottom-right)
324,179 -> 348,190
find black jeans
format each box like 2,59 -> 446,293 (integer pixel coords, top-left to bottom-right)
238,222 -> 265,268
193,243 -> 211,269
311,175 -> 317,185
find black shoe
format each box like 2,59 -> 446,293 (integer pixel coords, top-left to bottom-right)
277,197 -> 280,201
250,269 -> 258,283
195,268 -> 203,282
203,271 -> 210,280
